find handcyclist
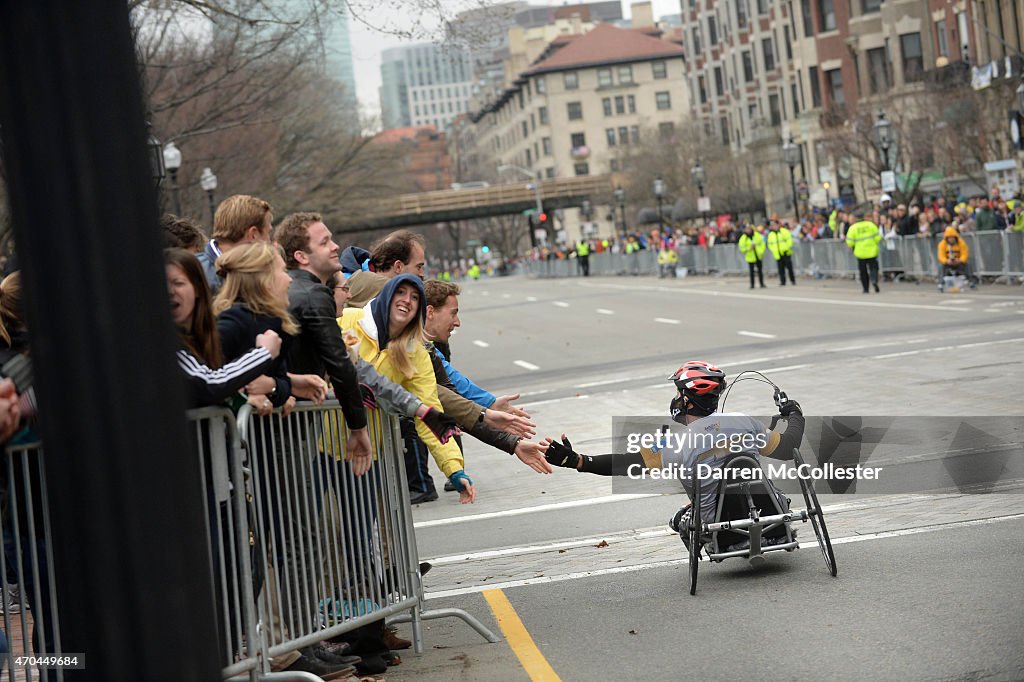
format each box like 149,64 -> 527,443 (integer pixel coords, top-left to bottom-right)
543,361 -> 806,543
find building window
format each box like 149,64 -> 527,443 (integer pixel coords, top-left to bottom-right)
655,91 -> 671,109
935,20 -> 948,57
567,101 -> 583,120
698,75 -> 708,104
801,0 -> 813,37
809,66 -> 822,107
652,61 -> 667,79
783,25 -> 793,60
542,137 -> 552,155
768,93 -> 781,126
742,51 -> 755,82
564,72 -> 578,90
531,113 -> 536,131
602,97 -> 613,116
618,126 -> 628,144
536,76 -> 546,93
762,38 -> 776,71
791,82 -> 800,115
598,68 -> 613,87
615,95 -> 625,114
691,27 -> 702,53
521,121 -> 528,138
658,121 -> 675,139
720,116 -> 729,146
539,106 -> 549,124
627,95 -> 636,113
574,162 -> 590,176
713,66 -> 725,96
862,0 -> 881,12
610,159 -> 620,172
525,149 -> 532,166
757,0 -> 768,14
618,65 -> 633,84
708,16 -> 718,45
900,32 -> 923,80
606,128 -> 617,146
736,0 -> 748,27
825,67 -> 844,108
630,125 -> 640,144
867,47 -> 890,94
571,132 -> 586,149
817,0 -> 835,31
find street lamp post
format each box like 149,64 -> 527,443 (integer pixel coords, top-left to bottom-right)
653,176 -> 665,236
873,111 -> 892,170
690,161 -> 706,226
146,123 -> 165,188
823,180 -> 831,210
782,137 -> 801,223
199,167 -> 217,227
614,185 -> 626,235
162,141 -> 182,215
499,164 -> 543,248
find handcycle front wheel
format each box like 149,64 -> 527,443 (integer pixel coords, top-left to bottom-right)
793,448 -> 837,577
688,469 -> 702,595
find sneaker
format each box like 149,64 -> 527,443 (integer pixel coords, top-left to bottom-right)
3,586 -> 21,615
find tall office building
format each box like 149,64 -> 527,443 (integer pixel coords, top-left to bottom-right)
379,43 -> 474,130
321,4 -> 358,111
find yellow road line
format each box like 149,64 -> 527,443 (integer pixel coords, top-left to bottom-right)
482,588 -> 561,682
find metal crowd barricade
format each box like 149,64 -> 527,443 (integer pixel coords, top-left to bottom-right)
1,440 -> 64,682
233,401 -> 495,675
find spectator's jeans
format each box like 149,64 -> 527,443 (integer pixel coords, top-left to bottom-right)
857,257 -> 879,292
402,424 -> 435,495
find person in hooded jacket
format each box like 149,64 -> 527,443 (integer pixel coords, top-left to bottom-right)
937,226 -> 970,278
338,274 -> 475,503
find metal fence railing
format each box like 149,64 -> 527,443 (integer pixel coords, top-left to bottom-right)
523,231 -> 1024,283
2,402 -> 498,682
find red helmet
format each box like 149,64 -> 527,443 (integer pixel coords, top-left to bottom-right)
669,361 -> 727,397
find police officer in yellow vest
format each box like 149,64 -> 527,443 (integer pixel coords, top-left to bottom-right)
576,240 -> 591,277
738,223 -> 766,288
767,220 -> 796,286
845,208 -> 883,293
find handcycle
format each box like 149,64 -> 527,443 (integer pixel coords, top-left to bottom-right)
682,374 -> 838,596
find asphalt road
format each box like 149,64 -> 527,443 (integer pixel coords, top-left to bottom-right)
389,272 -> 1024,681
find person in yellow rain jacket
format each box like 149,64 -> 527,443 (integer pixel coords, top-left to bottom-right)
338,274 -> 475,503
657,244 -> 679,278
845,208 -> 883,293
738,224 -> 766,289
766,221 -> 796,286
937,226 -> 970,277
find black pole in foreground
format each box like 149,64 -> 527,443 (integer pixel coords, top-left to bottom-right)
0,3 -> 220,680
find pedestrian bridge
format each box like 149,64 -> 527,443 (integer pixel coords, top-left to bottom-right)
335,175 -> 614,232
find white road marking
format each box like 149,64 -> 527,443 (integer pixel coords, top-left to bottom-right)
519,394 -> 590,408
519,389 -> 551,397
424,513 -> 1024,598
413,493 -> 663,529
738,330 -> 777,339
654,317 -> 681,325
514,360 -> 540,371
502,294 -> 511,299
874,336 -> 1024,359
526,296 -> 538,302
830,339 -> 929,352
481,291 -> 490,296
576,377 -> 636,389
472,340 -> 490,348
938,299 -> 971,305
760,363 -> 810,374
596,308 -> 615,315
553,301 -> 570,308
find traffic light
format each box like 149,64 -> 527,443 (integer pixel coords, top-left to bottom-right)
481,245 -> 490,253
538,211 -> 548,224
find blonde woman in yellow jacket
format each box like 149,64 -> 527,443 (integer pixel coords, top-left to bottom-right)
338,274 -> 476,503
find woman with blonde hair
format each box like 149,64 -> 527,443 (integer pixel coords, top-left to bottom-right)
214,241 -> 310,415
339,274 -> 475,503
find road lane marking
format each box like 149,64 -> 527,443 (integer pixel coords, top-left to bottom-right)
519,389 -> 551,397
483,589 -> 561,682
939,299 -> 971,305
526,296 -> 538,302
576,377 -> 636,388
514,360 -> 540,371
596,308 -> 615,315
519,394 -> 590,408
738,330 -> 777,339
553,301 -> 570,308
427,512 -> 1024,598
760,364 -> 810,374
413,493 -> 662,529
874,336 -> 1024,359
473,340 -> 490,348
502,294 -> 511,299
654,317 -> 681,324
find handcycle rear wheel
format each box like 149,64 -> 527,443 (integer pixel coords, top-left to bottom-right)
793,448 -> 837,577
688,468 -> 701,595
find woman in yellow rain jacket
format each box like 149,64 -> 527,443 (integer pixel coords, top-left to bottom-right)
338,274 -> 475,503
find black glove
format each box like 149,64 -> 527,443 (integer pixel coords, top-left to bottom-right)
544,435 -> 579,469
420,407 -> 458,444
780,400 -> 802,417
359,383 -> 377,410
